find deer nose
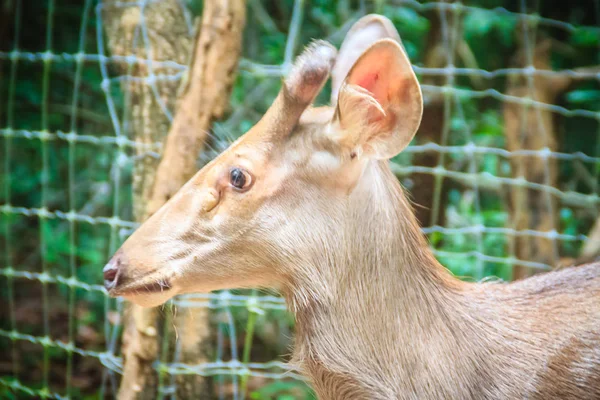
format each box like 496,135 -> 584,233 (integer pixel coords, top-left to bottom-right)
103,252 -> 123,290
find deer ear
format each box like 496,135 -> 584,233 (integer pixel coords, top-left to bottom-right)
332,39 -> 423,160
331,14 -> 401,103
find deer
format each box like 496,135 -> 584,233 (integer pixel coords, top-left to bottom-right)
103,15 -> 600,399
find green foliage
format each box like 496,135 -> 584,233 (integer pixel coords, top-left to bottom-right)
464,9 -> 517,48
1,0 -> 599,398
463,8 -> 517,71
566,89 -> 600,110
250,380 -> 315,400
570,27 -> 600,47
383,5 -> 430,61
0,378 -> 20,400
435,189 -> 513,281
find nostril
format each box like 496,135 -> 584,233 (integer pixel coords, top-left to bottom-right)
104,266 -> 117,282
103,250 -> 127,291
103,261 -> 119,289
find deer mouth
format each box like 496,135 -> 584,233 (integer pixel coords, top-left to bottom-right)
107,273 -> 174,297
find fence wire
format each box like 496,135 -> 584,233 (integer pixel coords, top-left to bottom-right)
1,0 -> 599,399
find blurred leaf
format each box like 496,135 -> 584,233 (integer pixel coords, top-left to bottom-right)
464,9 -> 496,38
250,379 -> 315,399
390,7 -> 429,35
565,89 -> 600,107
570,27 -> 600,46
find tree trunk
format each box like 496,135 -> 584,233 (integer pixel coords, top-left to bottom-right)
409,10 -> 447,228
102,0 -> 246,398
408,5 -> 479,228
503,29 -> 600,278
579,217 -> 600,264
504,36 -> 568,280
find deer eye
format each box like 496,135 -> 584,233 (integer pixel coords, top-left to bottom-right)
229,167 -> 252,190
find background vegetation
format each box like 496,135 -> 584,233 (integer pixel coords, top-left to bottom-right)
0,0 -> 599,398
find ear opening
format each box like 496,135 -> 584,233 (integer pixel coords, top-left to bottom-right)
331,14 -> 402,103
333,39 -> 423,160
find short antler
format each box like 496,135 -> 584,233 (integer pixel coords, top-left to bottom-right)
284,40 -> 336,104
258,40 -> 336,140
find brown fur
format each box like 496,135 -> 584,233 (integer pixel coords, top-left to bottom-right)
287,160 -> 600,399
104,15 -> 600,399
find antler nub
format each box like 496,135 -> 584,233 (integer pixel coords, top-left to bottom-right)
284,40 -> 337,106
256,40 -> 336,140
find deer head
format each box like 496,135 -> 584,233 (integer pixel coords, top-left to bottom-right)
103,15 -> 423,308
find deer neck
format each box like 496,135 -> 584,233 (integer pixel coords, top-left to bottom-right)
283,161 -> 484,398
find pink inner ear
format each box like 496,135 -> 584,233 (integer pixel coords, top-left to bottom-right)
355,72 -> 379,93
348,53 -> 394,108
347,58 -> 397,126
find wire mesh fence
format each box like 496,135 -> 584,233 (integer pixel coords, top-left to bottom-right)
1,0 -> 599,398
